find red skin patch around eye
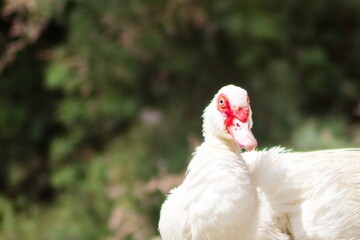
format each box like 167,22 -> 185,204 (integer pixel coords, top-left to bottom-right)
217,94 -> 249,129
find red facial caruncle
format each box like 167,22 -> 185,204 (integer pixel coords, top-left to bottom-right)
217,93 -> 257,151
217,93 -> 250,129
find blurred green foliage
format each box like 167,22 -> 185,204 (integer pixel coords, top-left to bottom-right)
0,0 -> 359,239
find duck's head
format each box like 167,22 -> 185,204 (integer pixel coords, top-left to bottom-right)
202,85 -> 257,151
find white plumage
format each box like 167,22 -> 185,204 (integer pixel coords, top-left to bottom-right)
159,85 -> 360,240
244,148 -> 360,239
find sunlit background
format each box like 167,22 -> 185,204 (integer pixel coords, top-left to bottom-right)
0,0 -> 359,239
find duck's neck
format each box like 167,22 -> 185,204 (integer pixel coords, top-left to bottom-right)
186,136 -> 242,175
206,135 -> 242,154
184,136 -> 259,236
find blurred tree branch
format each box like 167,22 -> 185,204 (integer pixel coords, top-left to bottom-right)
0,0 -> 62,74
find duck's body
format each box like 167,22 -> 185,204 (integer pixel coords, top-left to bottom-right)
159,141 -> 294,240
244,148 -> 360,240
159,85 -> 360,240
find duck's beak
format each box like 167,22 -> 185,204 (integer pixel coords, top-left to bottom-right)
227,118 -> 257,151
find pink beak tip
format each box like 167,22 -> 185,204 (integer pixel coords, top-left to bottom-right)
243,140 -> 258,152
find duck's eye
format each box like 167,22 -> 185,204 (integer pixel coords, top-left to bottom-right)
217,94 -> 228,110
218,96 -> 226,108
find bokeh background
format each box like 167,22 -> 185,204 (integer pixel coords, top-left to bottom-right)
0,0 -> 359,239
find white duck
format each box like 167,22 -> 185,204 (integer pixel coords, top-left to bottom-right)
159,85 -> 360,240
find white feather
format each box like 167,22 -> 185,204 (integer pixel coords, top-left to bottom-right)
159,85 -> 360,240
244,148 -> 360,239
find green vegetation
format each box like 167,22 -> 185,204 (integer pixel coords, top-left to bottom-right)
0,0 -> 359,239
